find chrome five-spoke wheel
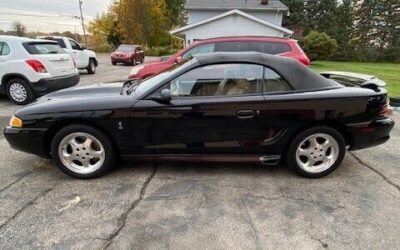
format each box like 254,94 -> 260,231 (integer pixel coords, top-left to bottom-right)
295,133 -> 339,173
286,126 -> 345,178
58,132 -> 105,174
52,124 -> 116,178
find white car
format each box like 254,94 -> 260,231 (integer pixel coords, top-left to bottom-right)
0,35 -> 79,105
37,36 -> 98,74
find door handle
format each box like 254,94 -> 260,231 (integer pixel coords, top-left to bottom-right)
236,110 -> 255,119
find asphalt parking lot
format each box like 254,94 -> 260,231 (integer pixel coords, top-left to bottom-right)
0,55 -> 399,249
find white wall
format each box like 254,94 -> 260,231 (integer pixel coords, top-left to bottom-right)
184,13 -> 285,45
188,9 -> 283,26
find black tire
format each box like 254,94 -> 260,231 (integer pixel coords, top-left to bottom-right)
51,124 -> 116,179
6,78 -> 35,105
131,58 -> 136,66
87,59 -> 96,74
286,126 -> 346,178
112,61 -> 117,66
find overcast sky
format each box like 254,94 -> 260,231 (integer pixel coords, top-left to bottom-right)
0,0 -> 112,33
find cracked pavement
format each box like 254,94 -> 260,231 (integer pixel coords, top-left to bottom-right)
0,55 -> 399,249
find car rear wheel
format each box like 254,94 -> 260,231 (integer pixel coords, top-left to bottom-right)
286,126 -> 345,178
87,59 -> 96,74
51,124 -> 116,179
6,78 -> 35,105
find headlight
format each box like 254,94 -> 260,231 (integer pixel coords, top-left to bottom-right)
129,65 -> 145,78
10,115 -> 23,128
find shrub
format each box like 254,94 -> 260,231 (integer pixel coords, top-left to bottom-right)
144,46 -> 181,57
301,31 -> 338,61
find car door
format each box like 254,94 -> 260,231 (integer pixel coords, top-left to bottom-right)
0,41 -> 11,87
131,63 -> 268,155
68,39 -> 87,68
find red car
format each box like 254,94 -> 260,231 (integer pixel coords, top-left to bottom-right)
111,44 -> 144,66
129,36 -> 310,79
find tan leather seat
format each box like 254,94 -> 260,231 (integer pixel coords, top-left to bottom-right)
226,79 -> 250,95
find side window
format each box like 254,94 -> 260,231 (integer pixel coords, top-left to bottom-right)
264,67 -> 292,93
54,39 -> 66,48
215,42 -> 250,52
69,39 -> 81,50
169,63 -> 264,97
0,42 -> 10,55
250,42 -> 291,55
182,43 -> 215,60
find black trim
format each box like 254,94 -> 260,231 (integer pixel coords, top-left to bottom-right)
348,117 -> 395,150
30,73 -> 80,96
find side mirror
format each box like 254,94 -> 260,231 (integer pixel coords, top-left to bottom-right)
175,56 -> 183,63
152,89 -> 172,104
80,45 -> 86,50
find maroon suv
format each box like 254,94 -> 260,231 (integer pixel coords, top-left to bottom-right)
129,36 -> 310,79
111,44 -> 144,66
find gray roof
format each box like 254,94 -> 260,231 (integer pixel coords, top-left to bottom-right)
186,0 -> 288,11
193,52 -> 340,91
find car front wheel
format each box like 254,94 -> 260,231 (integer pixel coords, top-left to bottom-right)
51,124 -> 116,179
6,78 -> 35,105
286,126 -> 345,178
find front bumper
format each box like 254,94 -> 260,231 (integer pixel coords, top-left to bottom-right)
3,126 -> 49,157
348,117 -> 395,150
31,73 -> 80,96
112,57 -> 132,63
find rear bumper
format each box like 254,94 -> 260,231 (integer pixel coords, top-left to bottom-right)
31,73 -> 80,96
3,126 -> 49,157
348,117 -> 395,150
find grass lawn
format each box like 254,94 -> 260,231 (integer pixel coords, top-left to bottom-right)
311,61 -> 400,97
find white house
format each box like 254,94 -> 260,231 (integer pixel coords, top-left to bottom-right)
170,0 -> 293,46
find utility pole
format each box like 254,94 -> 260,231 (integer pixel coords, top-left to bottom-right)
78,0 -> 87,45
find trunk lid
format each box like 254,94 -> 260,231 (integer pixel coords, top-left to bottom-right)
23,41 -> 76,77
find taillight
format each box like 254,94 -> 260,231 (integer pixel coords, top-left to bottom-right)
25,59 -> 47,73
378,102 -> 388,117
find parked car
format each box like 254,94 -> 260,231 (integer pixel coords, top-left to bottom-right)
37,36 -> 98,74
129,36 -> 310,79
4,52 -> 393,179
321,71 -> 386,88
111,44 -> 144,66
0,35 -> 79,105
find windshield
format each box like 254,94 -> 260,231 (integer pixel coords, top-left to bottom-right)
133,59 -> 193,95
117,46 -> 135,52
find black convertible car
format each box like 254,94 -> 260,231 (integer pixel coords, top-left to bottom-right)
4,52 -> 394,179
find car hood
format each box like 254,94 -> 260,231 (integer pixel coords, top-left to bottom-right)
83,49 -> 96,57
15,82 -> 137,117
112,51 -> 132,56
320,71 -> 386,87
43,82 -> 123,99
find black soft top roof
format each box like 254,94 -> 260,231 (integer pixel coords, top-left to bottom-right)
193,52 -> 341,91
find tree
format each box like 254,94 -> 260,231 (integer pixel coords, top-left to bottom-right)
12,21 -> 27,37
301,31 -> 338,61
331,0 -> 354,60
352,0 -> 400,60
112,0 -> 168,46
165,0 -> 187,28
303,0 -> 338,36
88,11 -> 121,48
282,0 -> 305,29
